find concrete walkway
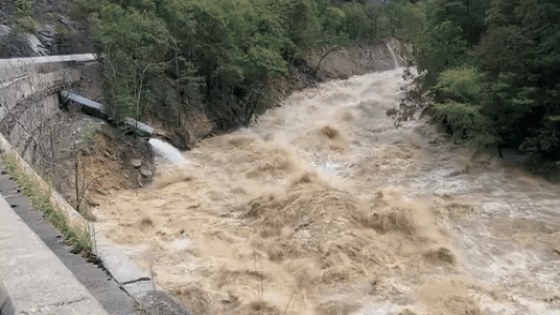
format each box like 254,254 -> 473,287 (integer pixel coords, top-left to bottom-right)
0,192 -> 109,314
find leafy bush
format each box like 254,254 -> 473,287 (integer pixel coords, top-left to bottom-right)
429,67 -> 484,104
16,16 -> 38,33
435,101 -> 499,146
15,0 -> 35,18
431,67 -> 499,147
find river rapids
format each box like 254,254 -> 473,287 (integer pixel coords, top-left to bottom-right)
94,67 -> 560,315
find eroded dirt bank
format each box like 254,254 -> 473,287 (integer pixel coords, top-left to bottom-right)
92,68 -> 560,315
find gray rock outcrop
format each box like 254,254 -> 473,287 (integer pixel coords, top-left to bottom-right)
24,33 -> 49,56
37,24 -> 56,54
0,25 -> 11,39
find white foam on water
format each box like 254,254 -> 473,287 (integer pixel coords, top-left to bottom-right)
149,138 -> 186,165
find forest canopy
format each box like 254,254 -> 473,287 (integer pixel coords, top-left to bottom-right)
76,0 -> 560,160
414,0 -> 560,159
75,0 -> 420,132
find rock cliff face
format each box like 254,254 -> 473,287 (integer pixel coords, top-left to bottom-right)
0,0 -> 92,58
0,26 -> 53,57
306,39 -> 409,80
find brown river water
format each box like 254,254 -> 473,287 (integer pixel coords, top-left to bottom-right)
93,68 -> 560,315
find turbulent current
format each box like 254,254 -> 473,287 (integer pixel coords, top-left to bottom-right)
94,68 -> 560,315
149,138 -> 187,165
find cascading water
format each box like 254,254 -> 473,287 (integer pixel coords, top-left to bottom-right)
385,42 -> 400,69
148,138 -> 186,165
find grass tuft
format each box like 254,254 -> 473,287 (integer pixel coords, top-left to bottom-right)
2,153 -> 93,255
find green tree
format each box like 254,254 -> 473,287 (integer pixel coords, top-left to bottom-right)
478,0 -> 560,156
415,20 -> 467,87
94,4 -> 173,123
80,0 -> 426,135
430,67 -> 499,146
321,7 -> 348,45
415,0 -> 560,158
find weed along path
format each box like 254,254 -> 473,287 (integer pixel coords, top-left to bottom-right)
0,158 -> 141,315
93,68 -> 560,315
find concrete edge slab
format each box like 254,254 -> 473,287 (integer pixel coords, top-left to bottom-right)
94,234 -> 151,284
0,195 -> 108,315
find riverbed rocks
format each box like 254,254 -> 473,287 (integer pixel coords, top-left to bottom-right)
140,166 -> 153,177
130,158 -> 142,168
306,42 -> 408,80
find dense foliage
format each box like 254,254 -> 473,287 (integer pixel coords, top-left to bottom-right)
414,0 -> 560,158
74,0 -> 559,159
74,0 -> 421,132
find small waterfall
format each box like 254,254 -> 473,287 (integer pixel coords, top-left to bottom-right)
385,42 -> 400,69
149,138 -> 186,165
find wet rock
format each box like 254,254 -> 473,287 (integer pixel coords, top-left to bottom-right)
140,166 -> 153,177
130,158 -> 142,168
167,130 -> 191,151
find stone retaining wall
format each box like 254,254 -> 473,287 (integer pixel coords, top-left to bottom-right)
0,57 -> 82,167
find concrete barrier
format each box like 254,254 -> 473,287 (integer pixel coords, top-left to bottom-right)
0,54 -> 99,85
0,273 -> 15,315
0,132 -> 90,231
0,53 -> 99,67
0,54 -> 82,167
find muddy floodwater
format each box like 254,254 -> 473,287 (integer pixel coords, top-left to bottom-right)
93,68 -> 560,315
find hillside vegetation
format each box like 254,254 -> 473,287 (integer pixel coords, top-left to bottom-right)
412,0 -> 560,159
73,0 -> 423,137
4,0 -> 557,161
